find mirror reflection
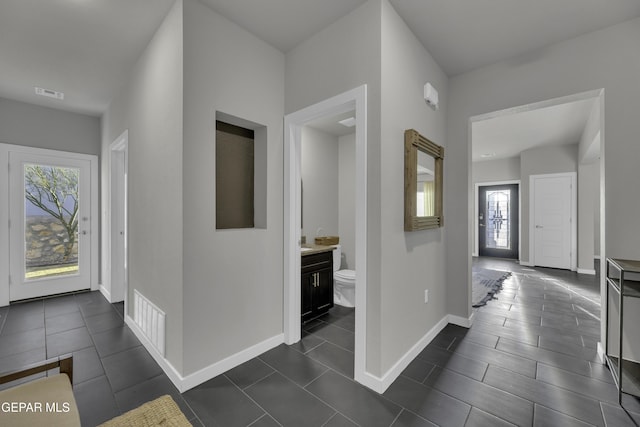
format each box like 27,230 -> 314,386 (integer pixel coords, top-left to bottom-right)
416,151 -> 435,217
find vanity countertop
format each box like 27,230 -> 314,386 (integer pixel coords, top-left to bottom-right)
301,244 -> 336,256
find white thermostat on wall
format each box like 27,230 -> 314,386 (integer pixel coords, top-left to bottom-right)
424,82 -> 439,110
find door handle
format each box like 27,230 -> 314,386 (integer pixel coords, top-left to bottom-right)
535,225 -> 543,229
479,224 -> 485,227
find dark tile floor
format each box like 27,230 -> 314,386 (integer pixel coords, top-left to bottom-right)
1,258 -> 639,426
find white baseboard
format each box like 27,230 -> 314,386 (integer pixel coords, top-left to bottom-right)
355,315 -> 451,394
179,333 -> 284,392
126,314 -> 284,393
594,255 -> 601,260
577,268 -> 596,275
519,260 -> 533,267
448,313 -> 474,328
597,341 -> 605,364
99,284 -> 111,302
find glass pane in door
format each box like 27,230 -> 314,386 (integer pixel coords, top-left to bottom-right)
24,164 -> 80,280
485,189 -> 511,250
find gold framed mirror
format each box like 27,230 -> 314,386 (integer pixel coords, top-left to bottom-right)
404,129 -> 444,231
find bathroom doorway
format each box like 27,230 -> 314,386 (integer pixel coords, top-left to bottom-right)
283,85 -> 368,386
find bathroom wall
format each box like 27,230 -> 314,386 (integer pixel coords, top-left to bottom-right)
339,133 -> 356,269
301,126 -> 339,240
181,0 -> 285,375
101,0 -> 184,372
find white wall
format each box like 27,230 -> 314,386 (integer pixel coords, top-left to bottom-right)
379,0 -> 448,373
578,161 -> 599,272
101,0 -> 184,372
181,0 -> 285,375
520,144 -> 578,263
301,127 -> 339,240
339,133 -> 356,269
0,97 -> 100,155
446,17 -> 640,342
285,0 -> 384,374
472,157 -> 520,184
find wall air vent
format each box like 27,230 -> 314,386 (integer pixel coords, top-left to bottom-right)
35,86 -> 64,100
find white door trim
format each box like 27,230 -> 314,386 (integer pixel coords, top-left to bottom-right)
102,130 -> 128,304
0,142 -> 98,306
529,172 -> 577,271
284,85 -> 367,385
473,180 -> 521,258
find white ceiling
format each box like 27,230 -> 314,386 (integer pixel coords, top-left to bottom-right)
471,97 -> 597,163
0,0 -> 175,116
389,0 -> 640,76
306,111 -> 356,137
1,0 -> 638,116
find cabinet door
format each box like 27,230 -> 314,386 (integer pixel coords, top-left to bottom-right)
301,270 -> 314,322
314,266 -> 334,313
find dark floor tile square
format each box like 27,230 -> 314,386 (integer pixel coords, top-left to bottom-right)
74,375 -> 120,426
249,414 -> 283,427
600,402 -> 640,427
391,410 -> 438,427
306,322 -> 354,352
0,346 -> 46,373
1,305 -> 44,335
73,346 -> 105,384
101,345 -> 162,392
533,404 -> 597,427
483,365 -> 603,426
384,375 -> 470,427
92,325 -> 140,357
79,298 -> 115,318
306,341 -> 354,378
184,374 -> 265,427
0,327 -> 45,358
44,295 -> 79,318
306,370 -> 402,427
84,310 -> 125,334
290,331 -> 325,354
46,326 -> 93,357
246,372 -> 335,427
324,413 -> 359,427
114,374 -> 195,420
225,357 -> 275,389
401,356 -> 436,383
45,310 -> 85,335
424,367 -> 533,426
417,345 -> 488,381
464,407 -> 516,427
452,340 -> 536,378
259,344 -> 328,387
536,363 -> 618,403
75,291 -> 107,306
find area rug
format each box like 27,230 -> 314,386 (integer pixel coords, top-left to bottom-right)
472,267 -> 511,308
98,395 -> 191,427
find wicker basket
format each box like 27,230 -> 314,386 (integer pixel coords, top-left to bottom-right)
315,236 -> 339,245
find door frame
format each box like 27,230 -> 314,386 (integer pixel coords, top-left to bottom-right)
472,179 -> 522,261
0,142 -> 98,306
529,172 -> 577,271
474,180 -> 521,258
284,85 -> 367,385
102,130 -> 128,304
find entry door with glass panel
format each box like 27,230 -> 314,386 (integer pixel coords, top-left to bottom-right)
479,184 -> 519,259
9,151 -> 91,301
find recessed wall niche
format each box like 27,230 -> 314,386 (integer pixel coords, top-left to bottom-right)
215,111 -> 267,230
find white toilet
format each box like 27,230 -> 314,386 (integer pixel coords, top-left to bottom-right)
332,245 -> 356,307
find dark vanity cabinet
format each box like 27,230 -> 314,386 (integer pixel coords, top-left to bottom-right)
301,250 -> 334,322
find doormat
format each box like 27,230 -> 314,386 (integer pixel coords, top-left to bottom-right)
472,267 -> 511,307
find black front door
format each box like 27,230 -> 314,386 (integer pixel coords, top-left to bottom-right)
479,184 -> 519,259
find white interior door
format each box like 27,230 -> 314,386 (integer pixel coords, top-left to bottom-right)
9,151 -> 92,301
532,174 -> 573,269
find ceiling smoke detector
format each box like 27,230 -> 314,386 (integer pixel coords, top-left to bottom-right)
35,87 -> 64,100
